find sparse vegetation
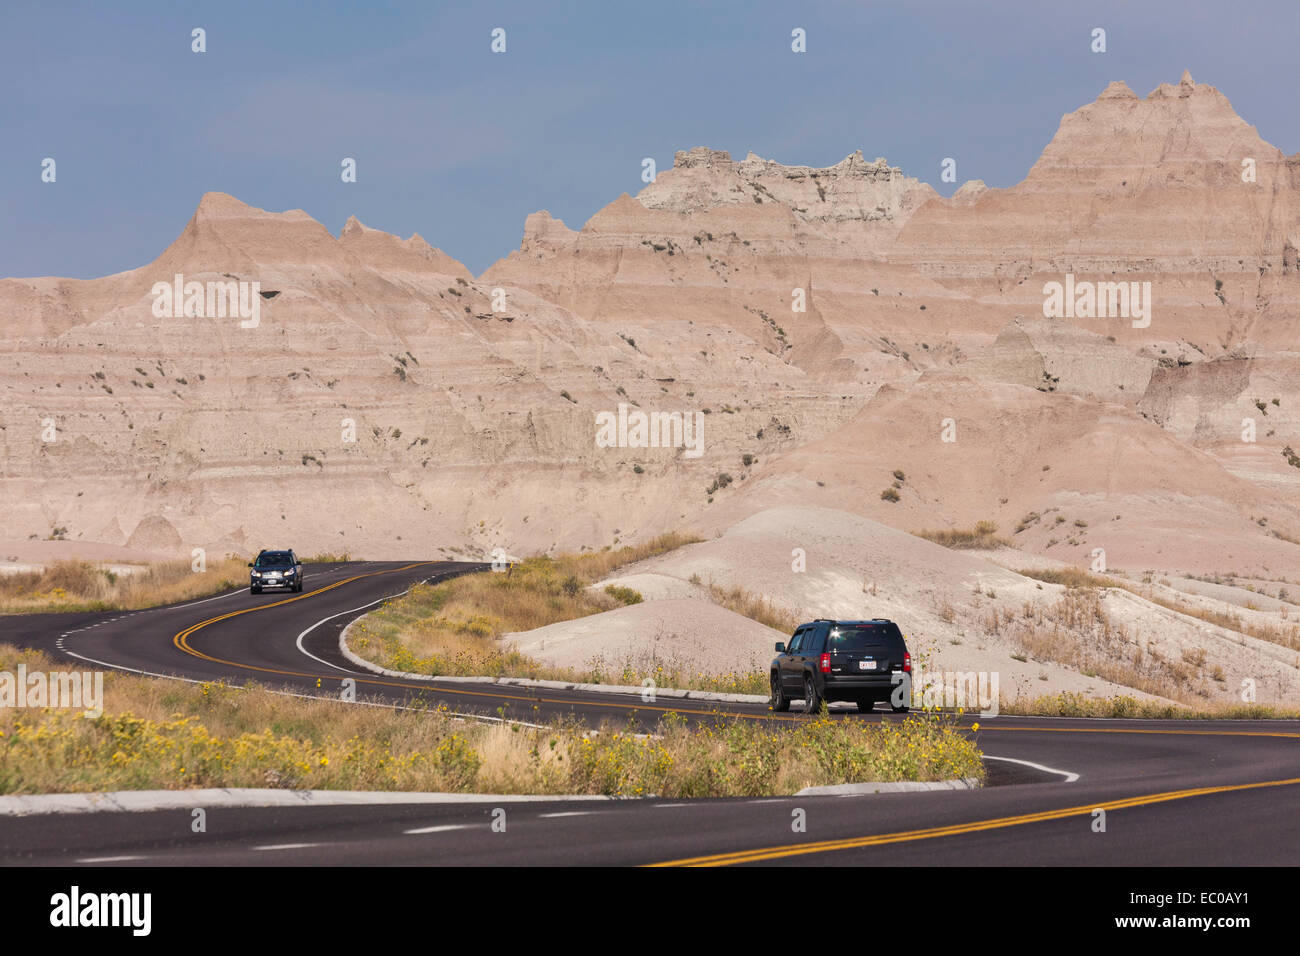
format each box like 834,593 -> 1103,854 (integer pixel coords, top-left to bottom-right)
986,586 -> 1244,702
1020,567 -> 1300,652
706,473 -> 734,495
1014,511 -> 1042,533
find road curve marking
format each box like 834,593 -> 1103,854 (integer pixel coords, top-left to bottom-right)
294,593 -> 411,673
405,824 -> 473,834
982,755 -> 1080,782
77,855 -> 147,863
646,775 -> 1300,866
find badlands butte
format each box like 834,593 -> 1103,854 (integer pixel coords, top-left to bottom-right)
3,73 -> 1300,706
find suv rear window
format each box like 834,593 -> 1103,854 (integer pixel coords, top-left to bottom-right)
827,623 -> 904,652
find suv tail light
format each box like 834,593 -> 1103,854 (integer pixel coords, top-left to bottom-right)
819,652 -> 831,674
903,651 -> 912,674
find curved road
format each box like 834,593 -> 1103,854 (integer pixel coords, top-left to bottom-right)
1,559 -> 1297,866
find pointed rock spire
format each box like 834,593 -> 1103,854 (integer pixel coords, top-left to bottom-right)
1099,80 -> 1138,99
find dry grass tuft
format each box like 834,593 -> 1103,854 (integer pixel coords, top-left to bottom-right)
918,520 -> 1009,550
702,580 -> 798,634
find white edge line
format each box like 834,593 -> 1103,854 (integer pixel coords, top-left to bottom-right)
296,569 -> 460,673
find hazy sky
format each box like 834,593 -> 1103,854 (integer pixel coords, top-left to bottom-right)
3,0 -> 1298,279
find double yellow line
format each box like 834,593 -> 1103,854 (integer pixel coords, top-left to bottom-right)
648,775 -> 1300,866
172,562 -> 436,666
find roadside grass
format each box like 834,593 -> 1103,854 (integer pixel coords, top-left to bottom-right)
302,551 -> 352,563
999,692 -> 1300,720
346,532 -> 773,695
918,520 -> 1009,550
0,645 -> 982,796
0,557 -> 249,614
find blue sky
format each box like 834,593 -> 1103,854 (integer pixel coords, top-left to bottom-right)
3,0 -> 1298,279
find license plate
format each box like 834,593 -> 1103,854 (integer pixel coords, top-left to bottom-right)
858,660 -> 877,671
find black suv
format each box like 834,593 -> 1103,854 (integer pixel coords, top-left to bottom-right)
248,549 -> 304,594
770,619 -> 911,714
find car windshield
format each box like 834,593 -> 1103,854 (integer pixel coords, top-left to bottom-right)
827,624 -> 902,651
256,552 -> 292,567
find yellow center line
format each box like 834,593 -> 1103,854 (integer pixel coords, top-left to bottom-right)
646,775 -> 1300,866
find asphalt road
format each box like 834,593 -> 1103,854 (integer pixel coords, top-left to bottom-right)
1,559 -> 1297,866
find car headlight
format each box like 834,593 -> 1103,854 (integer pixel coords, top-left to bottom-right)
284,569 -> 295,576
252,571 -> 262,577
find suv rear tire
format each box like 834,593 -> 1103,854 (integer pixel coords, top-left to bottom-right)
770,672 -> 789,712
856,697 -> 875,713
802,674 -> 821,714
891,702 -> 909,714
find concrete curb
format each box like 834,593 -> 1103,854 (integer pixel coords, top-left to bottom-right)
0,778 -> 982,815
338,615 -> 769,704
0,788 -> 621,817
795,777 -> 982,795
